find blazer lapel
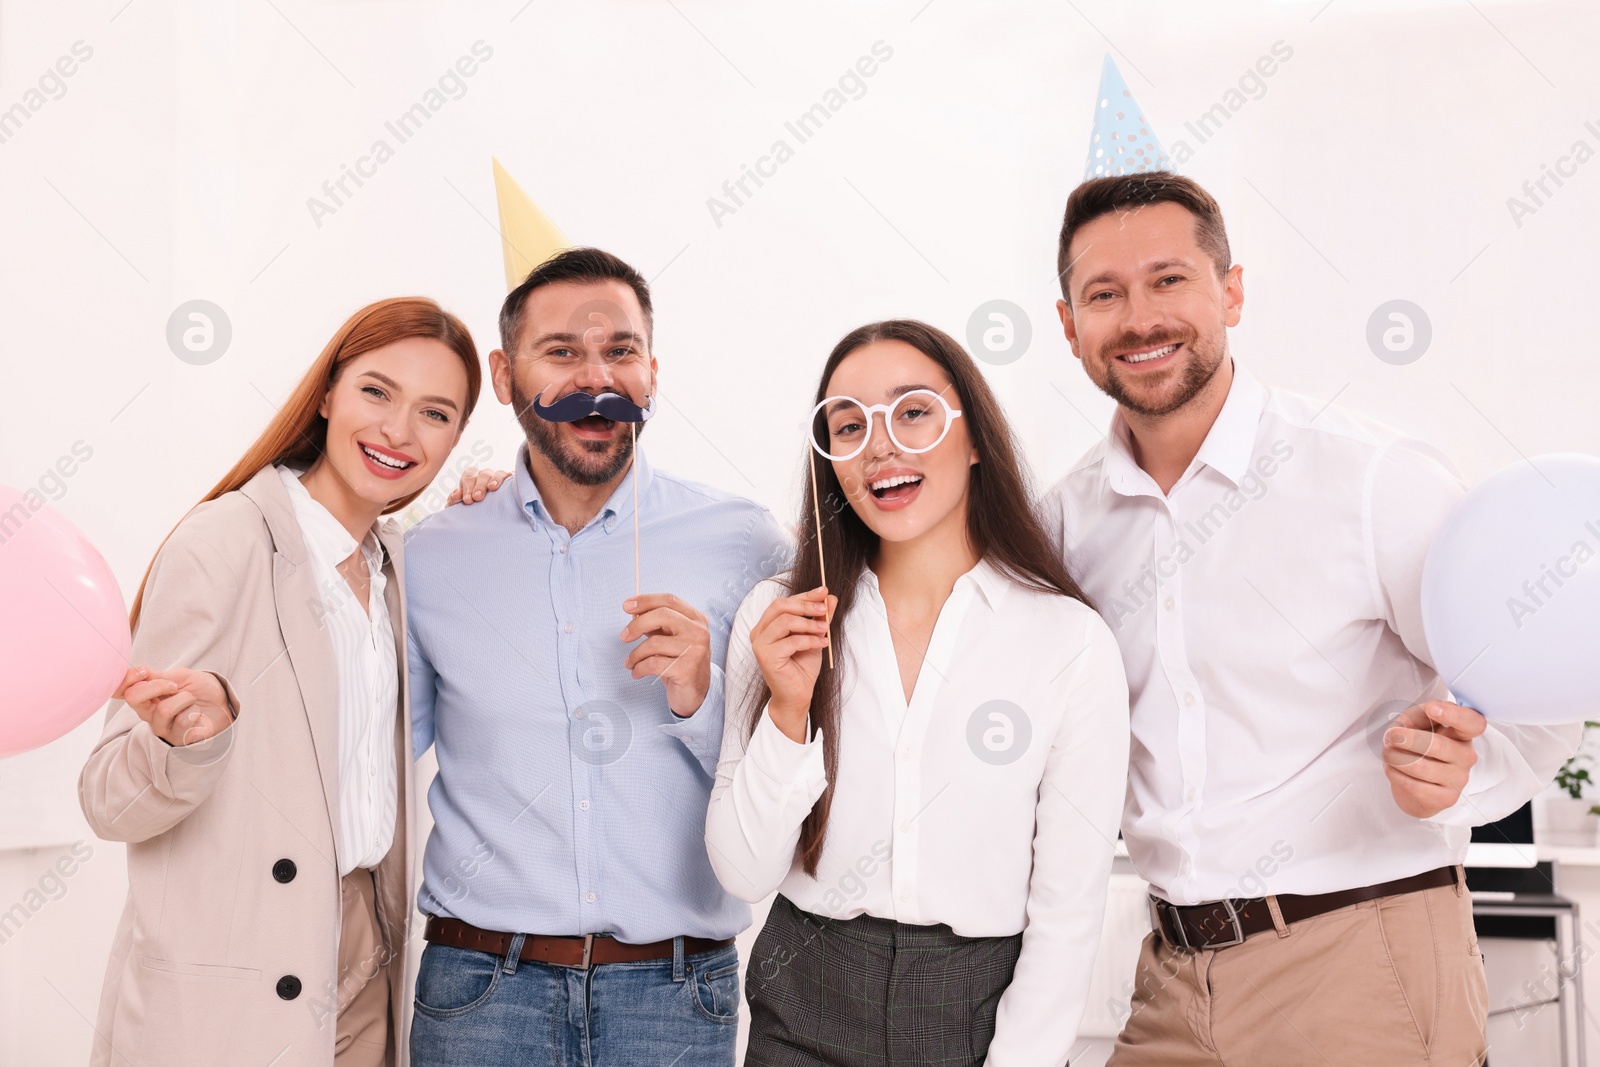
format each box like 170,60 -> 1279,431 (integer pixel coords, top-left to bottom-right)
240,466 -> 342,867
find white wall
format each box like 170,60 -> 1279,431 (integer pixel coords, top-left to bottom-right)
3,1 -> 1598,1064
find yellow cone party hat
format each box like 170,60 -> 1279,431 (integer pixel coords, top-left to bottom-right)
492,159 -> 570,290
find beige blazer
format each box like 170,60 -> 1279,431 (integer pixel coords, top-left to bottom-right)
79,464 -> 418,1067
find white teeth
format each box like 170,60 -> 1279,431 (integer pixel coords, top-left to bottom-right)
871,474 -> 922,491
1123,344 -> 1177,364
361,445 -> 413,470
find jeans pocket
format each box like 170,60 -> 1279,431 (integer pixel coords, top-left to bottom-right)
413,943 -> 504,1018
687,950 -> 741,1024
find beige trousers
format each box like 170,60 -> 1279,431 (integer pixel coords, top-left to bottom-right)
334,867 -> 390,1067
1108,871 -> 1488,1067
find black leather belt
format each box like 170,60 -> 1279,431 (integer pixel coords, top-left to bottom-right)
1150,865 -> 1461,951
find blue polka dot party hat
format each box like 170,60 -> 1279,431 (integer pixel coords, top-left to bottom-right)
1084,54 -> 1171,179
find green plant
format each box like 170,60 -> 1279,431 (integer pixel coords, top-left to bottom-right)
1552,721 -> 1600,811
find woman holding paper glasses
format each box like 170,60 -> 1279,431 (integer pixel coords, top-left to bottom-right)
705,319 -> 1130,1066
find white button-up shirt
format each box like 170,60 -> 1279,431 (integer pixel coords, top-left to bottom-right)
277,465 -> 399,876
1043,362 -> 1580,905
707,559 -> 1129,1067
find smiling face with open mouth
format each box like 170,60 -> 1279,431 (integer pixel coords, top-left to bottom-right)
823,339 -> 978,545
1058,200 -> 1243,419
495,278 -> 657,489
309,336 -> 471,511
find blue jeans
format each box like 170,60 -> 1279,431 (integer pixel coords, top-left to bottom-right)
410,935 -> 740,1066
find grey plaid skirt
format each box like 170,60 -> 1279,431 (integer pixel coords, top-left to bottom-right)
744,894 -> 1024,1067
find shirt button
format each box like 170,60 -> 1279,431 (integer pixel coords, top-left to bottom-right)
899,822 -> 911,834
898,890 -> 909,902
580,799 -> 590,811
574,707 -> 587,720
1184,692 -> 1196,706
564,623 -> 575,634
559,545 -> 569,554
1185,787 -> 1197,803
900,750 -> 911,762
1164,597 -> 1174,611
585,892 -> 596,904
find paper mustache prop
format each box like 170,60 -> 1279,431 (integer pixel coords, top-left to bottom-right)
531,389 -> 656,424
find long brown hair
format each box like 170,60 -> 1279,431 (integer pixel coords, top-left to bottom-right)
128,297 -> 482,630
749,319 -> 1091,876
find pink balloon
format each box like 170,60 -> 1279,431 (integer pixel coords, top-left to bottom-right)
0,484 -> 130,757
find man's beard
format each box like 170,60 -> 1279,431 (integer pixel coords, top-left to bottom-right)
1090,325 -> 1227,419
510,378 -> 641,488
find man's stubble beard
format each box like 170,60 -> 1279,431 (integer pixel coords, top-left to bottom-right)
510,377 -> 642,488
1091,323 -> 1228,419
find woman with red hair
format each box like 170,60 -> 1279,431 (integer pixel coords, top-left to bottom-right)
80,297 -> 481,1067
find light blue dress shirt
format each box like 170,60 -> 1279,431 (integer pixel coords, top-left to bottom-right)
406,443 -> 790,942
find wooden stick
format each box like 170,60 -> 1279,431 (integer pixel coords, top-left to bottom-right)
631,421 -> 640,601
807,448 -> 834,669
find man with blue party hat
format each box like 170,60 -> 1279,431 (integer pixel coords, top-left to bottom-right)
1044,56 -> 1579,1066
404,242 -> 789,1066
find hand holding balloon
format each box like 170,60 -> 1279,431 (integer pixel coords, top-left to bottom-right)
1381,699 -> 1485,818
115,666 -> 235,747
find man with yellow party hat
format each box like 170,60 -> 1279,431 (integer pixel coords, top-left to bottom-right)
403,163 -> 789,1067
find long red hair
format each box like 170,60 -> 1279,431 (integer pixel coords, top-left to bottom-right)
128,296 -> 482,630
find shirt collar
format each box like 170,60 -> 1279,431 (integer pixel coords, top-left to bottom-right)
964,558 -> 1010,611
858,557 -> 1009,612
275,465 -> 384,569
1103,358 -> 1269,495
513,441 -> 655,535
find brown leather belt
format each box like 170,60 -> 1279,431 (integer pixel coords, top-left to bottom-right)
423,915 -> 735,970
1150,865 -> 1461,952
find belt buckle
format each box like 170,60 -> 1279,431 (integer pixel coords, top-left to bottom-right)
552,933 -> 595,970
577,933 -> 594,970
1198,899 -> 1246,950
1150,897 -> 1191,952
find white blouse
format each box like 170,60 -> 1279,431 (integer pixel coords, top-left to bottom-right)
276,466 -> 398,877
706,558 -> 1130,1067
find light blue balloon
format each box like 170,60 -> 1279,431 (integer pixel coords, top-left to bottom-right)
1421,453 -> 1600,723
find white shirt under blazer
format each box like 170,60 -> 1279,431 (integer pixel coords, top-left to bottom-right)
706,558 -> 1131,1067
1042,360 -> 1581,907
277,465 -> 398,876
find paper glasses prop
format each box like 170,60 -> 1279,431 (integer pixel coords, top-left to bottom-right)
804,389 -> 966,667
532,388 -> 655,597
